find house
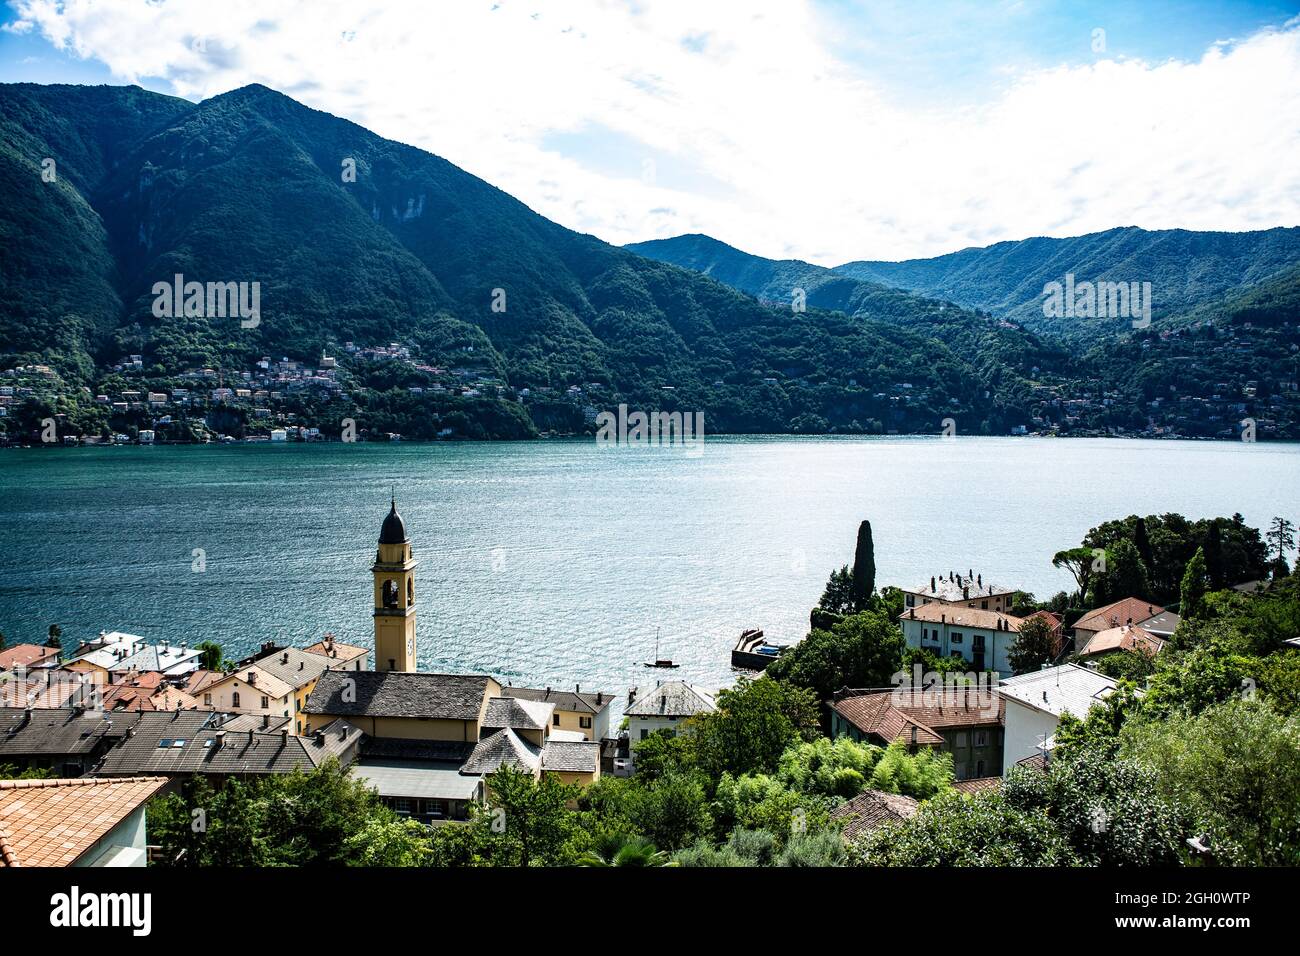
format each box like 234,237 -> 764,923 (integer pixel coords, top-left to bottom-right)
93,710 -> 362,779
624,681 -> 717,743
997,664 -> 1118,773
899,603 -> 1024,675
539,740 -> 601,788
0,644 -> 61,673
1022,610 -> 1066,655
830,686 -> 1005,780
0,776 -> 168,867
303,636 -> 370,671
902,571 -> 1017,613
500,684 -> 614,742
241,646 -> 333,734
1076,624 -> 1166,661
197,665 -> 298,728
63,632 -> 145,679
1071,597 -> 1165,653
0,707 -> 133,777
830,789 -> 919,842
108,642 -> 202,677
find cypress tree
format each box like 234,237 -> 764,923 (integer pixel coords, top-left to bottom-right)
852,520 -> 876,610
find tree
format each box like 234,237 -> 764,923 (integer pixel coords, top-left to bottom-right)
196,641 -> 223,671
766,610 -> 904,702
1180,546 -> 1209,619
1267,516 -> 1296,569
1052,547 -> 1098,603
1121,698 -> 1300,865
817,566 -> 855,616
1090,539 -> 1151,605
691,677 -> 820,779
1134,516 -> 1156,582
45,624 -> 62,649
483,766 -> 582,867
1008,614 -> 1056,675
579,834 -> 676,867
852,520 -> 876,610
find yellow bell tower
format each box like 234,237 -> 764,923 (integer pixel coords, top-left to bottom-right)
372,497 -> 418,672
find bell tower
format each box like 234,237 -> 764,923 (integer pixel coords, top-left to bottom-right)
372,497 -> 418,672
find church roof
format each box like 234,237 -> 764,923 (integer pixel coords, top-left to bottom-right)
303,670 -> 493,722
379,500 -> 407,544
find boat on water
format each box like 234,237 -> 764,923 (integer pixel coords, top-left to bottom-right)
640,628 -> 680,668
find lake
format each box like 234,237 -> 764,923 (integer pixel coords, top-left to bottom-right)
0,436 -> 1295,699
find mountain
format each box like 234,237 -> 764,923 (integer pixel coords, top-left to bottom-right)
0,82 -> 1054,440
626,233 -> 1300,440
832,226 -> 1300,338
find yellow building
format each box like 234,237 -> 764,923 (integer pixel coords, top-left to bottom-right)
372,499 -> 418,673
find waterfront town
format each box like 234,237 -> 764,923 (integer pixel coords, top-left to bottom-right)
3,499 -> 1296,868
2,321 -> 1296,446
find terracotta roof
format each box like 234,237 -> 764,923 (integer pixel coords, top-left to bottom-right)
1074,597 -> 1164,634
831,694 -> 945,746
250,647 -> 331,691
303,639 -> 369,664
900,603 -> 1024,632
0,645 -> 60,671
0,776 -> 166,867
184,670 -> 223,695
831,789 -> 920,841
1078,624 -> 1166,658
205,666 -> 295,701
953,776 -> 1002,795
1024,610 -> 1064,633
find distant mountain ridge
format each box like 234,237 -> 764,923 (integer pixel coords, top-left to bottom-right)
0,82 -> 1064,438
829,225 -> 1300,337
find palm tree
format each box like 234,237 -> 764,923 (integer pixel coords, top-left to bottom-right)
578,834 -> 677,867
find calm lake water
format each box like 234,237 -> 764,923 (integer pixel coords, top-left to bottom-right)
0,437 -> 1295,698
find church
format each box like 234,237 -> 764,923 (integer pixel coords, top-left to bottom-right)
300,499 -> 613,823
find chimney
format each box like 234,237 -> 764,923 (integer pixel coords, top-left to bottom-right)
338,723 -> 347,740
977,573 -> 982,586
910,725 -> 917,746
282,653 -> 289,665
930,576 -> 936,591
247,671 -> 257,685
261,714 -> 269,729
280,729 -> 288,745
299,661 -> 304,670
315,730 -> 325,745
963,586 -> 969,600
596,692 -> 603,705
575,683 -> 580,694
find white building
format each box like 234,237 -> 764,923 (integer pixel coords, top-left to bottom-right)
899,603 -> 1024,675
624,680 -> 716,745
997,664 -> 1118,774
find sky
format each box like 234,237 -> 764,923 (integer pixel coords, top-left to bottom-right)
3,0 -> 1299,264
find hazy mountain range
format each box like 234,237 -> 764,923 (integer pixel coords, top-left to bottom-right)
2,82 -> 1297,440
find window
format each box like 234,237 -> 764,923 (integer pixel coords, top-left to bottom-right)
157,739 -> 173,748
261,695 -> 269,709
231,692 -> 241,708
955,732 -> 968,748
975,730 -> 989,747
172,739 -> 185,748
580,716 -> 592,729
981,600 -> 988,609
976,759 -> 986,776
951,632 -> 964,644
906,594 -> 915,607
203,693 -> 212,707
553,714 -> 560,726
640,728 -> 649,740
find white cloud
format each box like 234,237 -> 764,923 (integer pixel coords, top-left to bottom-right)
10,0 -> 1300,263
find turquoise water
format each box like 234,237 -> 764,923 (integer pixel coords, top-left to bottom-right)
0,437 -> 1295,696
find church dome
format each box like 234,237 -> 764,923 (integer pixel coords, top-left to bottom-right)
379,500 -> 407,544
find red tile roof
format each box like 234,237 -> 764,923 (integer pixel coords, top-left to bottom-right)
0,776 -> 166,867
1078,624 -> 1166,658
831,789 -> 920,841
953,776 -> 1002,795
831,694 -> 945,746
1074,597 -> 1164,635
0,645 -> 60,671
